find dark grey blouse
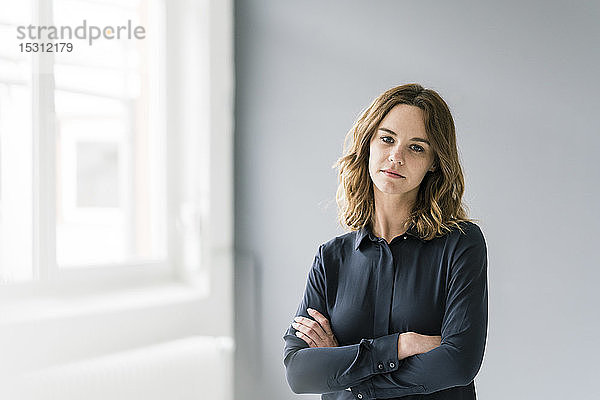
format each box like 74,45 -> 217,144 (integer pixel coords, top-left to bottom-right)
282,221 -> 488,400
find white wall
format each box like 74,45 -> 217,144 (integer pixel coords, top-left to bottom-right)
233,1 -> 600,399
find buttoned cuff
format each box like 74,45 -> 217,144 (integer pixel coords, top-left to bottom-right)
366,332 -> 401,374
331,333 -> 402,393
347,333 -> 401,400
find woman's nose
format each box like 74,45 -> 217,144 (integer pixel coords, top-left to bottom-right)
389,147 -> 404,163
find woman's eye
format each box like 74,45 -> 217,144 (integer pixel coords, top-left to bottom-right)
381,136 -> 394,144
410,144 -> 424,153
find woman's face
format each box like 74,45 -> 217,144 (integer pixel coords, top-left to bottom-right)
368,104 -> 436,200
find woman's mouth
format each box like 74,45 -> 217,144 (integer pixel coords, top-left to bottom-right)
381,170 -> 405,179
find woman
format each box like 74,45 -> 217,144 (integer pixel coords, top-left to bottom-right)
282,83 -> 488,400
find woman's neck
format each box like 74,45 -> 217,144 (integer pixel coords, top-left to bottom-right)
371,218 -> 411,244
371,207 -> 413,244
371,187 -> 417,243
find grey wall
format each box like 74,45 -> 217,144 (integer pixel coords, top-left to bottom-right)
234,1 -> 600,399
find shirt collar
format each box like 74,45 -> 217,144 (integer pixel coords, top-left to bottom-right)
354,221 -> 425,250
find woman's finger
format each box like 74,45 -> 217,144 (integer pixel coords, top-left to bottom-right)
306,309 -> 338,347
294,330 -> 316,347
307,308 -> 334,336
293,316 -> 326,342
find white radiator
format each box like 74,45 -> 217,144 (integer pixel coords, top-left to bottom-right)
2,336 -> 234,400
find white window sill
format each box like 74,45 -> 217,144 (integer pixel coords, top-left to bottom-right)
0,279 -> 209,326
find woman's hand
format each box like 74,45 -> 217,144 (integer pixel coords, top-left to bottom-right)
292,308 -> 339,348
398,332 -> 441,360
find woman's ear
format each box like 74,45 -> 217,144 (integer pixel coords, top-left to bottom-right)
430,159 -> 438,172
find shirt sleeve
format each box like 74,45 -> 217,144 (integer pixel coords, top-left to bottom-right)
282,244 -> 409,395
350,226 -> 489,400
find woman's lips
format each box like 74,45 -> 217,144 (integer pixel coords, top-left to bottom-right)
382,170 -> 405,178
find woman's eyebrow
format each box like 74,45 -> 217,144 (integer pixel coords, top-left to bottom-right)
378,127 -> 431,145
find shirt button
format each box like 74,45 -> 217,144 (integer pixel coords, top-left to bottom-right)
377,363 -> 384,370
389,362 -> 395,368
357,394 -> 363,399
403,236 -> 407,239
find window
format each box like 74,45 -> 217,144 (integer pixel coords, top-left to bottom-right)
52,0 -> 167,269
0,0 -> 232,292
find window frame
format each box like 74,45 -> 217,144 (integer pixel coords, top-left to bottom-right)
0,0 -> 234,304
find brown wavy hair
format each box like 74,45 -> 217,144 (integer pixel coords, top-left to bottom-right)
332,83 -> 478,241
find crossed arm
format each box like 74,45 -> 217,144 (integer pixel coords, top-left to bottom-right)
285,310 -> 443,398
292,308 -> 440,362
